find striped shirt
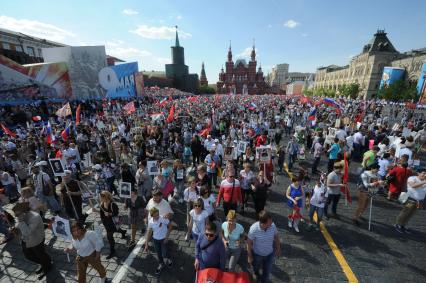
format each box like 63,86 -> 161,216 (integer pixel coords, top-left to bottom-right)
248,222 -> 278,256
217,179 -> 242,205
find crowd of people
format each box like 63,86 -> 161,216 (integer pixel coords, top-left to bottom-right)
0,94 -> 425,283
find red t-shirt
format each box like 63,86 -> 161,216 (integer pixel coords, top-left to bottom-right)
388,166 -> 412,193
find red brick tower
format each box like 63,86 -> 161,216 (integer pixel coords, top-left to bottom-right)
200,62 -> 208,86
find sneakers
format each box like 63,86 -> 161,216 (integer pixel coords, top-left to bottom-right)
155,264 -> 164,275
294,225 -> 300,233
185,233 -> 190,241
394,224 -> 404,234
288,219 -> 293,228
166,259 -> 173,268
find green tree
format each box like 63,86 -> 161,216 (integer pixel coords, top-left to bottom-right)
339,83 -> 360,99
303,88 -> 314,97
198,85 -> 216,94
378,79 -> 415,101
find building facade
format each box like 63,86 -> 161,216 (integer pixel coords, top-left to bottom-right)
0,28 -> 66,65
165,29 -> 199,93
268,63 -> 289,88
314,30 -> 426,98
216,44 -> 266,95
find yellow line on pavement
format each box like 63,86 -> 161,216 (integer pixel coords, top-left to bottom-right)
283,162 -> 358,282
314,214 -> 359,283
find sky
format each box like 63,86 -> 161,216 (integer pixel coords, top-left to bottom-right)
1,0 -> 426,84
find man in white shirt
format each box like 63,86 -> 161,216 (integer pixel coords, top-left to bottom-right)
65,222 -> 108,283
145,189 -> 174,221
395,171 -> 426,234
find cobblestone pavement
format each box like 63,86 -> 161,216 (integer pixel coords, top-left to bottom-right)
1,142 -> 426,282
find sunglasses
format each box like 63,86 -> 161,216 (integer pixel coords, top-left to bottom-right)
194,204 -> 201,207
205,233 -> 215,237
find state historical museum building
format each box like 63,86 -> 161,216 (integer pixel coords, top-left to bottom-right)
217,43 -> 266,95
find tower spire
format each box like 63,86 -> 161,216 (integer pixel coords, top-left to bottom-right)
175,25 -> 180,47
251,38 -> 256,61
227,40 -> 233,62
200,61 -> 208,86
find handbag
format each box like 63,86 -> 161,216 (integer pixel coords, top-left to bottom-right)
398,192 -> 409,204
109,202 -> 124,229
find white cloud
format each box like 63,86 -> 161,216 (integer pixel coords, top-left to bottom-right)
0,15 -> 75,43
176,15 -> 183,20
157,57 -> 171,64
106,47 -> 151,60
122,9 -> 138,16
106,39 -> 125,47
237,47 -> 257,58
283,19 -> 300,28
130,25 -> 191,40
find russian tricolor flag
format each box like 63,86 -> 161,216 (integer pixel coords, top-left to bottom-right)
61,125 -> 71,141
308,108 -> 317,121
322,98 -> 343,114
46,121 -> 56,144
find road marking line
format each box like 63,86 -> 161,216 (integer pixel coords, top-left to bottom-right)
112,236 -> 146,283
314,213 -> 359,283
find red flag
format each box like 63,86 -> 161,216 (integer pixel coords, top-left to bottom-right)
76,104 -> 81,125
166,104 -> 175,123
340,152 -> 352,204
1,123 -> 17,138
123,101 -> 136,114
199,125 -> 211,137
196,268 -> 250,283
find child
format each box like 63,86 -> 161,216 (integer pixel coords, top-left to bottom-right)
286,177 -> 304,233
144,207 -> 173,275
308,180 -> 327,230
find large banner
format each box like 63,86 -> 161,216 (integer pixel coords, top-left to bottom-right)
98,62 -> 138,98
379,67 -> 405,89
0,55 -> 72,104
416,61 -> 426,104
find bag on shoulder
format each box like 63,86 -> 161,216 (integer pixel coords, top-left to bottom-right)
398,192 -> 409,204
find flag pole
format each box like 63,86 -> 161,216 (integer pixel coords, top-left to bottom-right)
368,196 -> 373,231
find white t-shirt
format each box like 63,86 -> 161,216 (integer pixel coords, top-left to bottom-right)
146,199 -> 173,220
189,209 -> 209,235
202,195 -> 216,215
183,188 -> 199,203
148,216 -> 170,240
310,185 -> 327,208
378,158 -> 390,177
407,176 -> 426,201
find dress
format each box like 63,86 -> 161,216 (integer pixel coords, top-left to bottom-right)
125,196 -> 145,225
287,185 -> 303,208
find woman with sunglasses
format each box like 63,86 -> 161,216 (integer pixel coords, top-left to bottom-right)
186,198 -> 209,242
200,186 -> 217,221
221,210 -> 245,272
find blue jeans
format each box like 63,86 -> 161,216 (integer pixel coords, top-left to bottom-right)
309,205 -> 324,227
42,195 -> 61,213
288,154 -> 297,170
153,238 -> 167,264
253,252 -> 274,283
0,218 -> 11,238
